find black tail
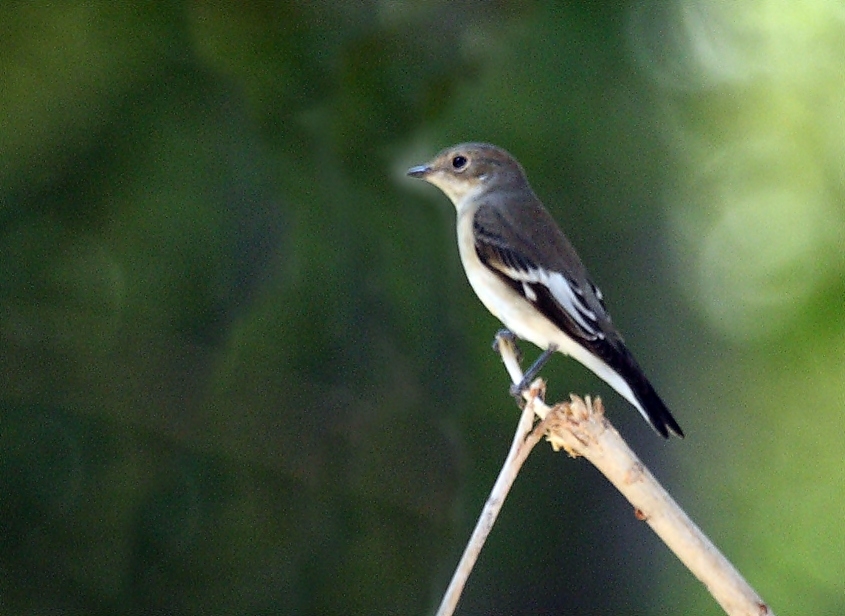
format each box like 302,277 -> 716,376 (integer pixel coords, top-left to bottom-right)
613,347 -> 684,439
632,373 -> 684,439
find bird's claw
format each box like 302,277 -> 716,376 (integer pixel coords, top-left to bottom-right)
509,377 -> 529,399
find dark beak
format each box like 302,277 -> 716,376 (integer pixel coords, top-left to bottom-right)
406,164 -> 430,178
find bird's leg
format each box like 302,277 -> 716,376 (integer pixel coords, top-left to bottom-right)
509,343 -> 558,398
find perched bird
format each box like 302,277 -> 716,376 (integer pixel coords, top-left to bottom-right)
407,143 -> 683,438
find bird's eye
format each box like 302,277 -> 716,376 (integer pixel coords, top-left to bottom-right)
452,155 -> 468,170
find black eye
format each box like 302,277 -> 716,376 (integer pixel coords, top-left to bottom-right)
452,155 -> 468,170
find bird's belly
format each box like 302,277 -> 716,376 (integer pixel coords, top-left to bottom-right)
470,263 -> 578,353
456,239 -> 577,357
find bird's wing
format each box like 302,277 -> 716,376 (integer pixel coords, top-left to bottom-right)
472,200 -> 615,348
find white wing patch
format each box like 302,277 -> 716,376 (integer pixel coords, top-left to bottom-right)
542,270 -> 602,338
492,261 -> 605,340
592,281 -> 603,302
521,282 -> 537,302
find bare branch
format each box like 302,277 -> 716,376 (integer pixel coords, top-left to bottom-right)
434,382 -> 545,616
538,395 -> 772,616
435,334 -> 775,616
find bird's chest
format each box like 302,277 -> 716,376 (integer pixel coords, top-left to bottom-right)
455,212 -> 530,329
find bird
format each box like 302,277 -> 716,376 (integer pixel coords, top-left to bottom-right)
407,142 -> 683,438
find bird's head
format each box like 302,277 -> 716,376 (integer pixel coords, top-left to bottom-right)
407,143 -> 527,207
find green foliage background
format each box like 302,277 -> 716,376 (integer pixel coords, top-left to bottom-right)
1,3 -> 843,614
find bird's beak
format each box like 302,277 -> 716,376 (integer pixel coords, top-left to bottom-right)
406,164 -> 431,178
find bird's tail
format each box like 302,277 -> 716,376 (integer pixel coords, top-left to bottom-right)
632,375 -> 684,439
615,349 -> 684,439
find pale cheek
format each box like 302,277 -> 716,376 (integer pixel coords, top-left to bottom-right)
430,179 -> 480,205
